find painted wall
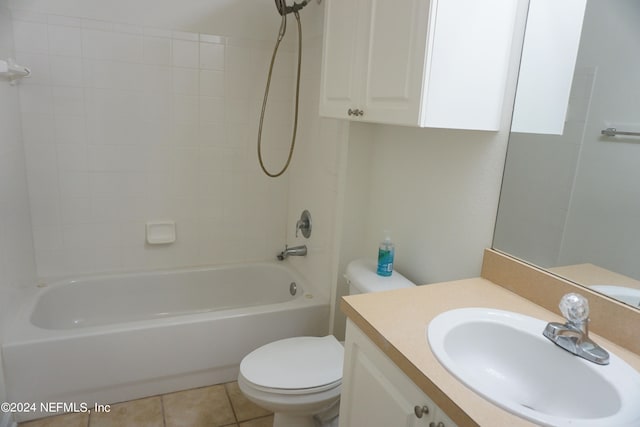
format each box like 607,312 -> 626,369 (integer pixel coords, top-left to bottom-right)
333,125 -> 513,338
0,0 -> 38,408
333,1 -> 530,338
9,1 -> 299,277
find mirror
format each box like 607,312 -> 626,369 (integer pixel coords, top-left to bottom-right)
494,0 -> 640,309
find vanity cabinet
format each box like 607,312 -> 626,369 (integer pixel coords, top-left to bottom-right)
339,320 -> 457,427
319,0 -> 518,130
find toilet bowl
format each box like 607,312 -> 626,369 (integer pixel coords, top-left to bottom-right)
238,336 -> 343,427
238,259 -> 416,427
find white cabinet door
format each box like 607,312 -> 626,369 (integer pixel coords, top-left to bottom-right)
421,0 -> 518,130
361,0 -> 430,125
339,320 -> 458,427
319,0 -> 363,119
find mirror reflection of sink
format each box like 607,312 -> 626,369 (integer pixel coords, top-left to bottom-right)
427,308 -> 640,427
590,285 -> 640,307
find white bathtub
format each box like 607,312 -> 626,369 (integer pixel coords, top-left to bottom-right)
2,263 -> 329,421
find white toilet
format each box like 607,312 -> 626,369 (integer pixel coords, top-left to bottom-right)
238,259 -> 415,427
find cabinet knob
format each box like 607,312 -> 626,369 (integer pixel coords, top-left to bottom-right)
414,405 -> 430,418
429,422 -> 445,427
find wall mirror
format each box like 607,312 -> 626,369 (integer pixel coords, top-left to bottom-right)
494,0 -> 640,309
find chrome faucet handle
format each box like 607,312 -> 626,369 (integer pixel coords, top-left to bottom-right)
559,293 -> 589,323
295,210 -> 312,238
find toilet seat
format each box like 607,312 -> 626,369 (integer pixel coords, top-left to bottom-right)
240,336 -> 344,395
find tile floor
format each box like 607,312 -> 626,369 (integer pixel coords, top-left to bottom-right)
18,382 -> 273,427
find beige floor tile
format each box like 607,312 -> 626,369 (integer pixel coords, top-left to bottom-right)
89,396 -> 163,427
163,384 -> 236,427
19,412 -> 89,427
239,415 -> 274,427
225,382 -> 271,422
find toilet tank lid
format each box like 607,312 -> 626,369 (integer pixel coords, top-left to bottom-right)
345,259 -> 416,293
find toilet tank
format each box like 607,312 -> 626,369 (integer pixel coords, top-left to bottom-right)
344,259 -> 415,295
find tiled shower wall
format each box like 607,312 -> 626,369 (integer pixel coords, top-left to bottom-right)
11,9 -> 296,277
0,0 -> 37,405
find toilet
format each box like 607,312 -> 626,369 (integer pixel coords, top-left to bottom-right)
238,258 -> 415,427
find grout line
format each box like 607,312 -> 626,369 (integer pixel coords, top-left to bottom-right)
160,395 -> 167,427
223,382 -> 239,424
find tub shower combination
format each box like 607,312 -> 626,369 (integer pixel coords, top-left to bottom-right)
2,263 -> 329,421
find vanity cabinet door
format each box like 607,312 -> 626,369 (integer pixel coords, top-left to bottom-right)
339,320 -> 457,427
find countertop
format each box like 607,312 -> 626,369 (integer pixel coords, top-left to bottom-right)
341,277 -> 640,427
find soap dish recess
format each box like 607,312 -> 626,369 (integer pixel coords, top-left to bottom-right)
146,221 -> 176,244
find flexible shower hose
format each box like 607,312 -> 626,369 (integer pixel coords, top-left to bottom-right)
257,11 -> 303,178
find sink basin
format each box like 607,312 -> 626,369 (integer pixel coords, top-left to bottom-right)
427,308 -> 640,426
590,285 -> 640,307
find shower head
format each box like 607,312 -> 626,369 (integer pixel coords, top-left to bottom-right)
274,0 -> 310,16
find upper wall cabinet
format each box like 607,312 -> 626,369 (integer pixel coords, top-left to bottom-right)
319,0 -> 519,131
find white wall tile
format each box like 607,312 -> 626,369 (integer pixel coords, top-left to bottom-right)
59,171 -> 89,197
172,67 -> 199,95
142,36 -> 171,65
13,7 -> 296,278
32,225 -> 63,252
28,196 -> 60,227
26,167 -> 59,201
21,113 -> 55,144
19,85 -> 53,113
56,144 -> 87,171
199,70 -> 224,97
54,114 -> 86,144
199,96 -> 224,123
62,246 -> 96,273
82,29 -> 142,62
59,197 -> 92,224
173,95 -> 199,125
200,42 -> 224,70
12,20 -> 48,53
51,86 -> 84,115
50,56 -> 83,86
172,39 -> 198,68
141,65 -> 172,92
48,24 -> 82,56
199,122 -> 226,146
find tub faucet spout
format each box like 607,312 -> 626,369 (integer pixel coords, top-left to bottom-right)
277,245 -> 307,260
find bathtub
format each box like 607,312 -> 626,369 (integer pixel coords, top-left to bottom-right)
2,263 -> 329,421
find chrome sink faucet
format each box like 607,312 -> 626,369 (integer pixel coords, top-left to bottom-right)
277,245 -> 307,260
543,293 -> 610,365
